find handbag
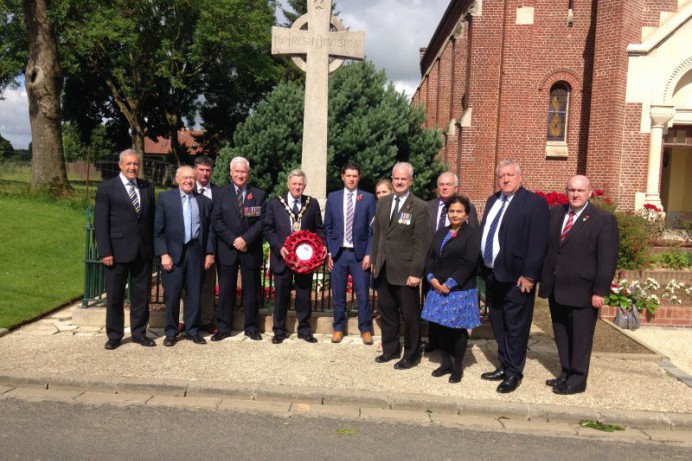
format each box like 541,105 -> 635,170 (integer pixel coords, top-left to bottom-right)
613,306 -> 640,330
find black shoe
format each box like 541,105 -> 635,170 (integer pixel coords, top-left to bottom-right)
104,340 -> 120,350
188,334 -> 207,345
272,334 -> 285,344
210,331 -> 232,342
431,366 -> 452,377
449,372 -> 462,384
375,353 -> 397,363
297,333 -> 318,343
394,356 -> 420,370
497,376 -> 522,393
546,376 -> 568,388
163,336 -> 177,347
132,336 -> 156,347
245,331 -> 262,341
481,369 -> 506,381
552,382 -> 586,395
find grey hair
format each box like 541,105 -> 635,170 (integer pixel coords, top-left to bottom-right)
118,149 -> 138,163
287,168 -> 306,183
392,162 -> 414,178
229,156 -> 250,170
495,159 -> 521,176
175,165 -> 194,178
438,171 -> 458,187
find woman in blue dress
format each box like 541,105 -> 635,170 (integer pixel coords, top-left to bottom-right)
421,195 -> 481,383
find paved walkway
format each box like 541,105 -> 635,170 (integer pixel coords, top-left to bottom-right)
0,303 -> 691,439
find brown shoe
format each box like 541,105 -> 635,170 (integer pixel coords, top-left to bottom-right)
331,331 -> 344,343
361,331 -> 374,345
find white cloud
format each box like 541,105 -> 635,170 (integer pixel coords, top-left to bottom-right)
0,86 -> 31,149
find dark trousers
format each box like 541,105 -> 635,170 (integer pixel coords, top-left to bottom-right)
486,273 -> 535,379
376,267 -> 421,360
217,263 -> 261,334
181,262 -> 216,326
162,242 -> 202,338
331,249 -> 372,333
549,297 -> 598,388
272,269 -> 313,336
105,255 -> 151,343
434,325 -> 469,374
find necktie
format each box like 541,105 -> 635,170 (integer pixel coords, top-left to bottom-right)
237,188 -> 244,216
390,196 -> 400,225
128,182 -> 141,216
183,194 -> 192,243
561,211 -> 575,242
199,187 -> 205,195
483,195 -> 507,266
438,202 -> 447,230
345,192 -> 354,244
292,199 -> 300,215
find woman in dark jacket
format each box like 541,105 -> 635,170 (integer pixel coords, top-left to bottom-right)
421,195 -> 481,383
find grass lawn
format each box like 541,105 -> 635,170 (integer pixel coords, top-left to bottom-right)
0,196 -> 87,328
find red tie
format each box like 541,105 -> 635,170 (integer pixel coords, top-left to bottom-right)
560,211 -> 575,242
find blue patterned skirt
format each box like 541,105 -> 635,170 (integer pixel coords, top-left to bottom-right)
421,288 -> 481,330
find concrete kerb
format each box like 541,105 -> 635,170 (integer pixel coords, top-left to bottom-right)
0,370 -> 690,431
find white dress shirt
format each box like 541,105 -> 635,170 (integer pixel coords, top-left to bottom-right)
481,193 -> 515,268
342,188 -> 357,248
119,172 -> 140,204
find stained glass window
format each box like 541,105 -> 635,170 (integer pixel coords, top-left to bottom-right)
547,83 -> 569,142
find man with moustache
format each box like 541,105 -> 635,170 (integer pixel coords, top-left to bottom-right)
212,157 -> 266,341
95,149 -> 156,350
154,166 -> 215,346
264,169 -> 324,344
371,162 -> 432,369
539,175 -> 619,394
425,171 -> 479,353
479,160 -> 549,393
324,161 -> 376,345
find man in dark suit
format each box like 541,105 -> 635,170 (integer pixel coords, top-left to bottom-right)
179,155 -> 217,333
371,162 -> 432,369
425,171 -> 479,353
94,149 -> 155,350
324,161 -> 376,345
154,166 -> 215,346
479,160 -> 549,393
539,175 -> 619,394
264,169 -> 324,344
211,156 -> 267,342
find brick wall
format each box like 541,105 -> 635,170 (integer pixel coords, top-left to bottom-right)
600,305 -> 692,327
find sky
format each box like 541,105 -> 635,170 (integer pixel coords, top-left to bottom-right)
0,0 -> 450,149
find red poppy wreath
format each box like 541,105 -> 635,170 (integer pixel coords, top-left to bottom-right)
283,230 -> 326,274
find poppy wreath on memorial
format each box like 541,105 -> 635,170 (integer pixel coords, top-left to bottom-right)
283,230 -> 326,274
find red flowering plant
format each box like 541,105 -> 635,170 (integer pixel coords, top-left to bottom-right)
283,230 -> 327,274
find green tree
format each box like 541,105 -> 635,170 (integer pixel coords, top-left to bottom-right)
214,60 -> 445,199
0,132 -> 14,159
61,122 -> 82,163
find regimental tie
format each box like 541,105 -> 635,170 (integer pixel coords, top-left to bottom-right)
390,195 -> 400,226
345,192 -> 354,244
236,187 -> 244,216
199,187 -> 205,195
128,181 -> 141,216
483,195 -> 507,266
561,211 -> 575,242
438,202 -> 447,230
183,194 -> 192,243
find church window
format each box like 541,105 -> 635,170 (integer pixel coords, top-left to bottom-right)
547,83 -> 570,142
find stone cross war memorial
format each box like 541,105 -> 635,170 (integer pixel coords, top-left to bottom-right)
272,0 -> 365,201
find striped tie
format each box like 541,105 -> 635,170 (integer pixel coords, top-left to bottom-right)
128,182 -> 141,216
345,192 -> 354,244
438,202 -> 447,230
561,211 -> 575,242
237,187 -> 244,216
483,195 -> 507,266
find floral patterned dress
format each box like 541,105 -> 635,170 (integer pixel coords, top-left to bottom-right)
421,230 -> 481,329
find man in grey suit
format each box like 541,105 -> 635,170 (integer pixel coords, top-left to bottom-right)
371,162 -> 432,369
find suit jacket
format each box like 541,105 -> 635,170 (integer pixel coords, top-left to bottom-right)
425,224 -> 481,292
371,192 -> 432,285
263,194 -> 324,274
427,198 -> 479,233
324,189 -> 376,260
94,176 -> 154,263
154,189 -> 215,264
479,186 -> 549,283
212,184 -> 266,268
539,202 -> 619,307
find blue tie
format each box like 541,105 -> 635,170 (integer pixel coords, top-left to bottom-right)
483,195 -> 507,266
183,194 -> 192,243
